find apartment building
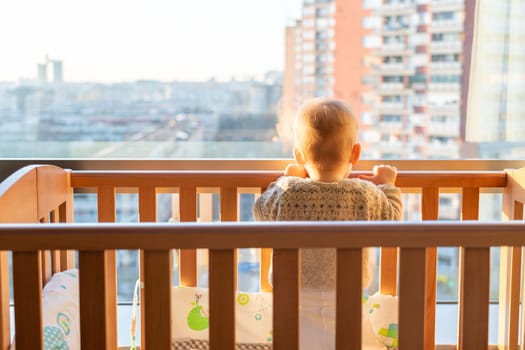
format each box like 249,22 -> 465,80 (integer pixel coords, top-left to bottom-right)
282,0 -> 466,160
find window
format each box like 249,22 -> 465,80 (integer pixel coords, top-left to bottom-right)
433,11 -> 455,21
384,56 -> 403,63
382,95 -> 402,103
383,76 -> 403,83
380,114 -> 402,123
431,54 -> 460,62
432,33 -> 460,42
430,75 -> 461,83
3,2 -> 524,346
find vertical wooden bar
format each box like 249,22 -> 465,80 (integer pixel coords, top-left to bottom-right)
515,201 -> 524,221
458,247 -> 490,350
58,201 -> 75,270
49,209 -> 62,274
0,252 -> 9,350
458,187 -> 480,348
220,187 -> 239,290
220,187 -> 238,222
273,248 -> 299,350
39,215 -> 52,286
260,248 -> 273,292
499,246 -> 521,350
79,250 -> 117,349
144,250 -> 172,349
399,247 -> 426,350
422,187 -> 438,350
139,186 -> 157,350
462,188 -> 480,221
93,185 -> 117,349
13,251 -> 43,350
98,185 -> 116,222
499,170 -> 522,350
336,248 -> 362,350
139,186 -> 157,222
209,249 -> 235,350
41,250 -> 52,287
380,247 -> 397,295
179,187 -> 197,287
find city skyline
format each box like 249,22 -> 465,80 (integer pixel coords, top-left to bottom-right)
0,0 -> 302,83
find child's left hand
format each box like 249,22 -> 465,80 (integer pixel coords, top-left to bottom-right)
284,163 -> 308,178
358,165 -> 397,186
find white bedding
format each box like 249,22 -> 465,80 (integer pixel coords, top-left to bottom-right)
25,270 -> 398,350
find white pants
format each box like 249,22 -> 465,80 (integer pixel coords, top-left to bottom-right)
300,289 -> 386,350
301,289 -> 336,350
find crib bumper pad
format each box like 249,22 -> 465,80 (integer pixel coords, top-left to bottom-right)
13,270 -> 397,350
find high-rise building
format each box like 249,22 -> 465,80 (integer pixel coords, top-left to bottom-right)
282,0 -> 466,160
37,57 -> 64,84
37,63 -> 48,84
52,60 -> 63,84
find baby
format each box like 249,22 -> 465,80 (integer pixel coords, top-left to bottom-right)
253,97 -> 402,349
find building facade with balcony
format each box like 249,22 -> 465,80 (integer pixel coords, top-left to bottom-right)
282,0 -> 466,160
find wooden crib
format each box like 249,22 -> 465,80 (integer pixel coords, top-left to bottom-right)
1,161 -> 525,350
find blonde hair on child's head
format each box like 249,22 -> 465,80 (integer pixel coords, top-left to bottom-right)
293,97 -> 358,171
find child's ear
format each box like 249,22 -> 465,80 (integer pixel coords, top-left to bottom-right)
350,143 -> 361,166
293,147 -> 306,165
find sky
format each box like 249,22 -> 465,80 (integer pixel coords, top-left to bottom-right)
0,0 -> 302,83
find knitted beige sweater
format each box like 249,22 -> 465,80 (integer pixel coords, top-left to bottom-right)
253,176 -> 402,290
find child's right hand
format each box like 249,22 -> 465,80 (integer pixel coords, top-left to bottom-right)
358,165 -> 397,186
284,163 -> 308,178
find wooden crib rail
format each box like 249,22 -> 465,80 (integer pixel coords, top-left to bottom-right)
0,164 -> 520,350
70,168 -> 508,349
2,221 -> 525,350
70,168 -> 508,350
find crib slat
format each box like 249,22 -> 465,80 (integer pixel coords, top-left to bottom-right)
42,250 -> 52,286
462,188 -> 480,220
273,248 -> 299,350
59,250 -> 75,271
498,246 -> 521,350
458,247 -> 490,350
180,187 -> 197,287
209,249 -> 235,349
399,247 -> 426,350
144,250 -> 172,349
13,251 -> 43,350
422,187 -> 438,350
49,209 -> 62,274
220,187 -> 238,222
380,247 -> 397,295
79,250 -> 117,349
58,201 -> 75,270
39,214 -> 52,286
458,187 -> 481,348
336,248 -> 362,350
96,186 -> 118,349
139,186 -> 157,221
139,185 -> 157,350
0,252 -> 9,350
97,185 -> 116,222
220,187 -> 238,291
499,179 -> 523,349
